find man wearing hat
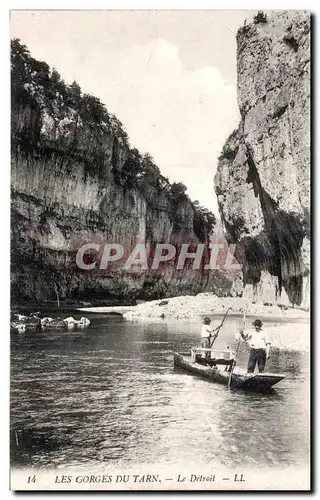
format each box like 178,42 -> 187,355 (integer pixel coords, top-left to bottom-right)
200,317 -> 220,359
239,319 -> 271,373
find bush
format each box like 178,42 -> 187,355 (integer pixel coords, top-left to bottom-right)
193,203 -> 216,242
253,11 -> 267,24
11,38 -> 217,244
11,38 -> 129,142
170,182 -> 187,198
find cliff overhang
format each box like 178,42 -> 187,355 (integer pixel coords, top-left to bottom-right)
214,11 -> 310,308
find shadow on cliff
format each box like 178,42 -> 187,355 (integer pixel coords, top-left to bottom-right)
231,147 -> 309,306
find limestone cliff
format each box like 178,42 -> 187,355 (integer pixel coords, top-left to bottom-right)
11,39 -> 230,304
215,11 -> 310,308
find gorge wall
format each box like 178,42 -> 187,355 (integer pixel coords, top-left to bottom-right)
11,40 -> 234,304
215,11 -> 310,309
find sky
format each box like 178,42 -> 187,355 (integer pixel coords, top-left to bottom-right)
10,10 -> 255,214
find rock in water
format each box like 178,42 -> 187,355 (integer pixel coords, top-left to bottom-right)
63,316 -> 77,330
215,11 -> 310,309
75,317 -> 91,329
11,322 -> 26,334
41,317 -> 54,328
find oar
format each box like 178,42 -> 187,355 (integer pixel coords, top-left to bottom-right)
210,307 -> 231,347
228,307 -> 246,389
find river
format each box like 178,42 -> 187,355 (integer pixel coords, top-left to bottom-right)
10,314 -> 309,471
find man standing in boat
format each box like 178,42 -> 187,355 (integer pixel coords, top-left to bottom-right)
201,317 -> 219,359
239,319 -> 271,373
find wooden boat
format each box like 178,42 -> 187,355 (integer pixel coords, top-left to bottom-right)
173,348 -> 285,393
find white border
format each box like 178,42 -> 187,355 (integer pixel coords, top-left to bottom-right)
1,2 -> 318,498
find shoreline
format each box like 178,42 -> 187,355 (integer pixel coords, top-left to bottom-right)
12,293 -> 310,321
119,294 -> 310,353
120,294 -> 309,321
11,294 -> 309,353
78,294 -> 310,353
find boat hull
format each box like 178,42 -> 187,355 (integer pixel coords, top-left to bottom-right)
173,353 -> 285,393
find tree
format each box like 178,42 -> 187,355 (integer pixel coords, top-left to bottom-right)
141,153 -> 161,188
193,204 -> 216,242
121,148 -> 143,187
44,68 -> 68,113
69,81 -> 81,99
29,58 -> 50,88
11,38 -> 30,78
50,68 -> 67,95
171,182 -> 187,198
253,11 -> 267,24
11,38 -> 29,60
11,39 -> 32,101
80,93 -> 108,124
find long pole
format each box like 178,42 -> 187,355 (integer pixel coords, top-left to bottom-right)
210,307 -> 231,348
228,308 -> 246,389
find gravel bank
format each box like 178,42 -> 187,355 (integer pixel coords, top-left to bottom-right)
123,294 -> 309,352
123,293 -> 309,321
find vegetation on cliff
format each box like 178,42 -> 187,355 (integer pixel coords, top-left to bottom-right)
11,38 -> 216,241
214,11 -> 310,308
11,39 -> 225,303
11,38 -> 129,145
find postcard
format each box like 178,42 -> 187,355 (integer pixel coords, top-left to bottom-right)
10,9 -> 310,491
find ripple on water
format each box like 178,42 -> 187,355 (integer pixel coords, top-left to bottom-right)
11,317 -> 309,469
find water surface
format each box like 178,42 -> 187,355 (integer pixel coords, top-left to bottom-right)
11,314 -> 309,470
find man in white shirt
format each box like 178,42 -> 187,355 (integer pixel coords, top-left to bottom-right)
200,317 -> 219,359
239,319 -> 271,373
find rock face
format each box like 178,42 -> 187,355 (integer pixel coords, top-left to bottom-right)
11,40 -> 233,304
215,11 -> 310,309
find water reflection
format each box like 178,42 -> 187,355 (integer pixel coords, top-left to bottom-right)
11,315 -> 309,469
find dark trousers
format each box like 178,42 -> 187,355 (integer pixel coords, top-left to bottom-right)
247,348 -> 266,373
